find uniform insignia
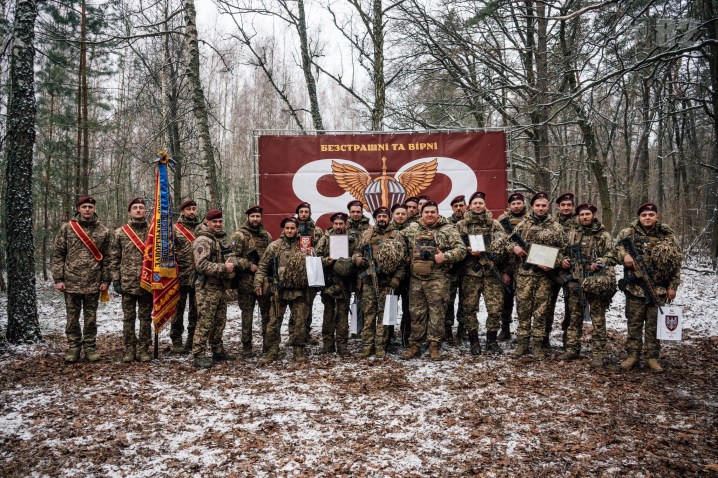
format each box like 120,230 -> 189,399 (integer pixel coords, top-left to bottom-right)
198,247 -> 203,253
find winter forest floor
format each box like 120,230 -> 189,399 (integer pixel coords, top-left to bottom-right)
1,268 -> 717,477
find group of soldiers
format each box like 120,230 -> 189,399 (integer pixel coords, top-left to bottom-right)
52,189 -> 683,373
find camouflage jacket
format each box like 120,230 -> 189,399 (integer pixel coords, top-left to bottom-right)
447,212 -> 465,225
506,213 -> 566,277
497,207 -> 529,234
110,221 -> 150,295
296,217 -> 324,247
52,215 -> 112,294
400,216 -> 467,281
614,220 -> 682,296
455,209 -> 508,278
316,228 -> 356,298
348,215 -> 371,234
254,233 -> 308,300
556,211 -> 580,235
230,223 -> 273,294
566,220 -> 617,269
407,213 -> 421,225
192,223 -> 238,290
173,215 -> 199,287
390,220 -> 411,232
353,224 -> 406,286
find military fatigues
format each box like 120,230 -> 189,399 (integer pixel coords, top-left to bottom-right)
391,219 -> 413,347
615,221 -> 681,360
52,216 -> 111,353
563,220 -> 617,358
291,218 -> 324,341
401,217 -> 467,349
497,207 -> 529,336
110,221 -> 153,353
547,212 -> 579,345
444,213 -> 464,339
406,213 -> 421,225
230,223 -> 273,354
170,216 -> 199,349
352,225 -> 406,355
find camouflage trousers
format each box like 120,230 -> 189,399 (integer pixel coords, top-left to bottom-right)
398,277 -> 412,347
321,292 -> 350,346
360,282 -> 392,350
515,274 -> 554,340
65,292 -> 100,349
192,283 -> 227,356
289,289 -> 318,339
409,275 -> 450,346
170,286 -> 197,344
565,284 -> 608,357
624,292 -> 665,359
237,289 -> 271,349
546,283 -> 571,338
122,292 -> 153,349
444,276 -> 458,329
267,295 -> 309,350
501,283 -> 516,325
458,275 -> 505,333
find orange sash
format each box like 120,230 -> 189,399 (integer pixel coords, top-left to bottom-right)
174,223 -> 196,243
121,224 -> 146,255
69,220 -> 103,261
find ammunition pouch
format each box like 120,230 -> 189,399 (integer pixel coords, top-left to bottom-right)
413,261 -> 433,276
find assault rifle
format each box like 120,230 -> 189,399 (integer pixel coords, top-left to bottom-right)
618,237 -> 663,313
358,242 -> 382,309
563,244 -> 590,323
499,217 -> 514,234
265,256 -> 282,322
461,233 -> 510,293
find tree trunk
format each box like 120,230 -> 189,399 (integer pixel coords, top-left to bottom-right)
371,0 -> 385,131
296,0 -> 324,131
184,0 -> 220,209
4,0 -> 40,343
80,0 -> 89,195
535,1 -> 550,193
702,0 -> 718,268
42,95 -> 55,281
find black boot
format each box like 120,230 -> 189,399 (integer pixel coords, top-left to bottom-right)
445,325 -> 455,345
485,331 -> 503,355
468,330 -> 481,355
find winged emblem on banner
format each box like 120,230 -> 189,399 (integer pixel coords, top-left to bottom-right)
331,157 -> 438,212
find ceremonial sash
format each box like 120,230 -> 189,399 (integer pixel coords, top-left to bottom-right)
69,221 -> 103,261
122,224 -> 146,255
174,223 -> 196,243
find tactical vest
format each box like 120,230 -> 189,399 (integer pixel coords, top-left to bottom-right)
568,230 -> 598,268
277,239 -> 298,282
458,218 -> 495,275
521,218 -> 557,246
412,228 -> 439,276
241,228 -> 270,264
558,214 -> 578,234
627,232 -> 663,273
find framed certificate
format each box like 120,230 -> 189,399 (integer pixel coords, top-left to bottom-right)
330,235 -> 349,259
526,244 -> 560,268
468,234 -> 486,252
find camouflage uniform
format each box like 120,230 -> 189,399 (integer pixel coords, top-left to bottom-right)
191,223 -> 238,357
255,233 -> 311,354
230,223 -> 273,354
391,219 -> 413,347
110,221 -> 153,352
348,215 -> 371,235
52,215 -> 111,352
291,218 -> 324,341
352,224 -> 406,355
406,213 -> 421,225
444,213 -> 465,338
497,206 -> 529,335
615,221 -> 681,360
401,217 -> 467,350
170,216 -> 199,348
563,220 -> 617,358
547,212 -> 579,344
507,214 -> 566,356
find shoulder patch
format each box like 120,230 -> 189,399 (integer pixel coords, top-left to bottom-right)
197,246 -> 203,254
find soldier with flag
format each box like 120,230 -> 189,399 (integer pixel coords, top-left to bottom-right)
169,199 -> 199,353
52,196 -> 112,363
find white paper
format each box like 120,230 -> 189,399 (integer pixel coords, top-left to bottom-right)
305,256 -> 325,287
657,306 -> 683,341
330,235 -> 349,259
382,294 -> 399,326
469,234 -> 486,252
526,244 -> 560,269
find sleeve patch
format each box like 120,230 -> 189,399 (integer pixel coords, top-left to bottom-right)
197,247 -> 203,254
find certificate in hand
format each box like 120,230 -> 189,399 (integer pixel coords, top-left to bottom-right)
330,235 -> 350,259
468,234 -> 486,252
526,244 -> 560,269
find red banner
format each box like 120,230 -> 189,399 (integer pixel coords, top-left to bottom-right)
258,131 -> 508,238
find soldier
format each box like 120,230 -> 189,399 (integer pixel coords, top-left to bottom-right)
497,192 -> 529,341
352,206 -> 406,358
230,205 -> 274,358
417,195 -> 430,211
445,195 -> 466,344
52,196 -> 111,363
110,198 -> 153,363
255,217 -> 312,364
391,203 -> 413,348
315,212 -> 355,357
405,197 -> 421,224
557,203 -> 617,367
455,192 -> 511,355
547,192 -> 580,348
293,202 -> 324,346
191,209 -> 238,369
170,200 -> 199,354
400,200 -> 467,361
615,203 -> 682,373
507,192 -> 566,361
347,200 -> 371,233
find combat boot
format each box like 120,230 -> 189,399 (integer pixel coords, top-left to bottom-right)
285,336 -> 296,347
401,344 -> 421,360
485,332 -> 503,355
532,338 -> 545,361
620,355 -> 639,371
468,330 -> 482,356
184,334 -> 195,352
429,341 -> 443,361
646,358 -> 664,374
242,346 -> 255,359
306,337 -> 319,346
542,336 -> 551,349
319,341 -> 336,355
65,347 -> 81,363
558,351 -> 580,361
172,340 -> 186,354
445,325 -> 455,345
122,347 -> 136,363
84,347 -> 100,362
337,344 -> 351,358
497,322 -> 511,341
194,355 -> 213,369
138,348 -> 152,363
212,351 -> 237,361
590,356 -> 605,368
512,338 -> 530,358
260,348 -> 279,364
293,346 -> 306,363
375,347 -> 386,359
358,346 -> 375,359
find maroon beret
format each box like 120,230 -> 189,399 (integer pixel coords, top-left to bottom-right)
637,203 -> 658,215
76,196 -> 96,208
128,197 -> 146,211
450,195 -> 466,206
281,217 -> 299,228
391,203 -> 408,213
205,209 -> 223,221
405,196 -> 419,205
576,203 -> 597,214
530,192 -> 550,205
373,206 -> 391,219
180,200 -> 197,210
296,202 -> 311,214
469,191 -> 486,203
556,192 -> 575,205
421,200 -> 438,212
417,195 -> 430,201
508,192 -> 525,204
330,212 -> 349,223
245,205 -> 263,215
347,200 -> 363,210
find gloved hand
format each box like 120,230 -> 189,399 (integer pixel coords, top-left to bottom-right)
390,277 -> 400,289
354,256 -> 367,268
113,281 -> 122,295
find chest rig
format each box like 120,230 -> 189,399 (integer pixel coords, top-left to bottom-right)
568,230 -> 598,267
412,228 -> 440,276
277,239 -> 298,280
